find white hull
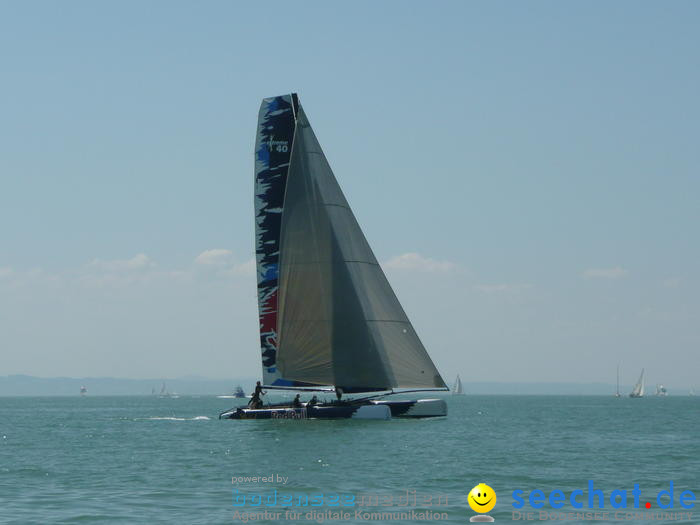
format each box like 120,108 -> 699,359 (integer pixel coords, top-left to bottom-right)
372,398 -> 447,418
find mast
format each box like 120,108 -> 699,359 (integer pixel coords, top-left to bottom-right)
615,364 -> 620,397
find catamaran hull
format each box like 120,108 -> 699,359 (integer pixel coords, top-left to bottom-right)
220,404 -> 390,420
371,398 -> 447,418
219,399 -> 446,420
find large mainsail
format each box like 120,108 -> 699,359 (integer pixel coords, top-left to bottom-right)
254,94 -> 446,392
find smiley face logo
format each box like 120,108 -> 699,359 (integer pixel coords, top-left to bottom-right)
468,483 -> 496,514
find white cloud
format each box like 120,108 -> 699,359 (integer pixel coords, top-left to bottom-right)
475,283 -> 533,294
194,249 -> 234,267
583,266 -> 627,279
195,250 -> 255,277
78,254 -> 157,288
88,253 -> 155,272
0,267 -> 63,287
383,253 -> 456,273
223,257 -> 256,277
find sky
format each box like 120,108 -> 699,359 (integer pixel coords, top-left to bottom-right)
1,1 -> 698,389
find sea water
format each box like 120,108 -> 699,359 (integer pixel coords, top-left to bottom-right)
1,395 -> 698,524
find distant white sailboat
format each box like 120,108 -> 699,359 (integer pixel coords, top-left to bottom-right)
690,389 -> 695,397
614,365 -> 621,398
655,384 -> 668,397
452,375 -> 464,395
159,382 -> 179,399
80,385 -> 87,396
629,369 -> 645,398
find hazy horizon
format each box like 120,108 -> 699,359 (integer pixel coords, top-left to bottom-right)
2,2 -> 698,387
4,374 -> 691,397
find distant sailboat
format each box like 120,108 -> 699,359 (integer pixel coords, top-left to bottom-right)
614,365 -> 621,398
219,94 -> 447,420
690,389 -> 695,397
655,384 -> 668,397
629,369 -> 645,398
80,385 -> 87,396
216,386 -> 249,399
452,375 -> 464,395
159,382 -> 179,399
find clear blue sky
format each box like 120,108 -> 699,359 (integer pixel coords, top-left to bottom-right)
1,1 -> 698,389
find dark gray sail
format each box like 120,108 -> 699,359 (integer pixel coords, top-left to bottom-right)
275,101 -> 446,391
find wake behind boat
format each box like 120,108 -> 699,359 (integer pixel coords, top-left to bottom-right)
220,94 -> 447,421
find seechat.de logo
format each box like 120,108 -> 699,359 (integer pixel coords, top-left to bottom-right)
468,483 -> 496,522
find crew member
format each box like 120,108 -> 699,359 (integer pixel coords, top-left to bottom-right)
248,381 -> 266,408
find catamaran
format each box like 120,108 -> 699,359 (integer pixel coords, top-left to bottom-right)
452,375 -> 464,395
629,368 -> 645,398
220,94 -> 447,420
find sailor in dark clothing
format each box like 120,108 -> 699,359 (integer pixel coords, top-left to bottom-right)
248,381 -> 266,408
292,393 -> 302,408
335,387 -> 343,402
307,395 -> 318,407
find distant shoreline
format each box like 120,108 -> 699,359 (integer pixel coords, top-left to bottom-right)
1,375 -> 696,397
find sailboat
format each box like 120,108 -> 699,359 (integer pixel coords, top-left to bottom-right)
159,382 -> 179,399
452,375 -> 464,395
216,386 -> 248,399
80,385 -> 87,396
655,384 -> 668,397
614,365 -> 621,398
629,368 -> 645,398
220,94 -> 447,420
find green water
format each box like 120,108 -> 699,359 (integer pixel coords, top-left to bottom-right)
1,396 -> 698,524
